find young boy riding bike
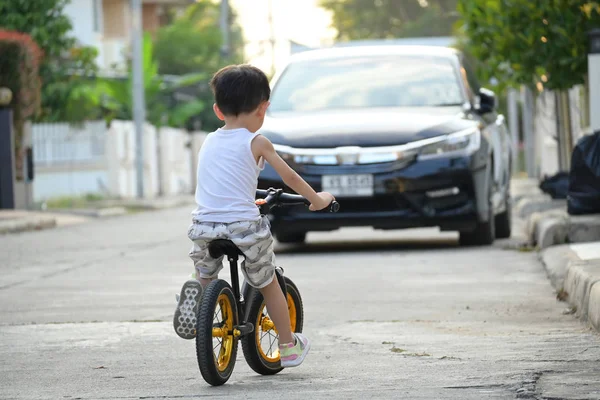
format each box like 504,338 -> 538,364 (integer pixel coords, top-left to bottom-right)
173,64 -> 335,368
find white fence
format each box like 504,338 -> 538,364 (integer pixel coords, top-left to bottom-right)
32,120 -> 206,202
33,121 -> 107,166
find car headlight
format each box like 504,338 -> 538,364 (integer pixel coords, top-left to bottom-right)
418,127 -> 481,158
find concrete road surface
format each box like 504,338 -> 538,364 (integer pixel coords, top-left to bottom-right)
1,207 -> 599,399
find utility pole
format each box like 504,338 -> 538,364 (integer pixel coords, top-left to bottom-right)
521,86 -> 536,178
220,0 -> 230,58
268,0 -> 276,76
507,88 -> 519,176
589,29 -> 600,133
131,0 -> 146,198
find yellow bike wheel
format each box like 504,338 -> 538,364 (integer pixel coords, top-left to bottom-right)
241,276 -> 304,375
196,279 -> 238,386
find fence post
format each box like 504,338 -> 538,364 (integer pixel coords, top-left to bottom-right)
589,29 -> 600,133
507,88 -> 520,175
0,107 -> 15,209
521,86 -> 536,178
556,90 -> 574,170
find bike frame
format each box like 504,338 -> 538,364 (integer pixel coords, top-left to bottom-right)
223,240 -> 286,337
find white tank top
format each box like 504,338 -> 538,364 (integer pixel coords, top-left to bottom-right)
192,128 -> 264,223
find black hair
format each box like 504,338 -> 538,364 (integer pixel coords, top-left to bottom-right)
209,64 -> 270,116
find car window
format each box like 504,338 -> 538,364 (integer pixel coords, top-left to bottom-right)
270,55 -> 465,112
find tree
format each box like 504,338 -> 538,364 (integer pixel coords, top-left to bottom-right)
0,0 -> 99,123
321,0 -> 459,41
97,34 -> 204,129
153,0 -> 244,131
0,30 -> 42,181
456,0 -> 600,91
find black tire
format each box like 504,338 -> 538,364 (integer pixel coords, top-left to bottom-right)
460,169 -> 495,246
241,276 -> 304,375
495,192 -> 512,239
276,231 -> 307,244
196,279 -> 238,386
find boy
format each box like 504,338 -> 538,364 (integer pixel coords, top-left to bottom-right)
173,64 -> 335,368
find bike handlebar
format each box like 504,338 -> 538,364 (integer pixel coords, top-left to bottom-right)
256,188 -> 340,213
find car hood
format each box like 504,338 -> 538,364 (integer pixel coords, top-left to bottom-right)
260,107 -> 478,148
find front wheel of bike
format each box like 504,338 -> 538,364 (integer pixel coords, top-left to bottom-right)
196,279 -> 238,386
241,276 -> 304,375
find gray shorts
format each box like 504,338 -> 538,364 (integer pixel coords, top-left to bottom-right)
188,216 -> 276,289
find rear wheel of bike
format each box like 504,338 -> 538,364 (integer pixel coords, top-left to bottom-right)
241,276 -> 304,375
196,279 -> 238,386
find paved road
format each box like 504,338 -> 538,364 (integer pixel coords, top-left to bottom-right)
1,207 -> 599,399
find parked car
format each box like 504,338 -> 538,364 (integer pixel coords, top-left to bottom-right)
258,45 -> 512,246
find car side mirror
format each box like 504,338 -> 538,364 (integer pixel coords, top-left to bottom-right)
477,88 -> 496,114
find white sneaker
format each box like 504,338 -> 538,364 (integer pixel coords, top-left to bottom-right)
279,333 -> 311,368
173,279 -> 203,339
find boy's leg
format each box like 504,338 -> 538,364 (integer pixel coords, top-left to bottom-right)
234,217 -> 310,367
259,277 -> 294,344
173,224 -> 223,340
253,264 -> 310,368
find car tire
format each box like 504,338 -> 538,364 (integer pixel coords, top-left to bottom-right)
460,169 -> 495,246
495,193 -> 512,239
276,231 -> 306,244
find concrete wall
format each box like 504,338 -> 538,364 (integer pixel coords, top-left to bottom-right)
102,0 -> 130,38
534,85 -> 587,178
63,0 -> 105,67
63,0 -> 98,46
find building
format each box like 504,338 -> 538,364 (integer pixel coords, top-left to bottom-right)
63,0 -> 192,72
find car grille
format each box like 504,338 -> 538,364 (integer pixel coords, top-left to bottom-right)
296,158 -> 415,175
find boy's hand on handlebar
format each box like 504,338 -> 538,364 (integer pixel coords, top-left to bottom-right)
309,192 -> 336,211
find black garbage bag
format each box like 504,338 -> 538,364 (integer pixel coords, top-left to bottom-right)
540,171 -> 570,199
567,130 -> 600,215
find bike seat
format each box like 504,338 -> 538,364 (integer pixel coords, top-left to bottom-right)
208,239 -> 244,260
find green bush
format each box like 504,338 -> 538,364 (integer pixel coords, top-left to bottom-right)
456,0 -> 600,91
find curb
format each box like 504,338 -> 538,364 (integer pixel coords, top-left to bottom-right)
526,211 -> 600,249
564,260 -> 600,321
0,215 -> 57,234
538,244 -> 580,289
48,207 -> 128,218
539,243 -> 600,333
514,194 -> 566,219
589,284 -> 600,332
98,196 -> 195,211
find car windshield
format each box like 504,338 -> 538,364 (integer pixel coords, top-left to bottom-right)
269,55 -> 465,112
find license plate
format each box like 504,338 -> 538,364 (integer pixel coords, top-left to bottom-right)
321,174 -> 374,197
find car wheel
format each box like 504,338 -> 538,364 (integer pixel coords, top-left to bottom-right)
495,192 -> 512,239
460,169 -> 495,246
276,231 -> 306,244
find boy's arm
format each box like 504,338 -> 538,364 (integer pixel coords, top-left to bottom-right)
252,135 -> 334,211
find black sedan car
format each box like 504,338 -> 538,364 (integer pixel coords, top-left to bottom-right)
258,45 -> 512,246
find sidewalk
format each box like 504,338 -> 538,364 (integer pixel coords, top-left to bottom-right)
0,210 -> 85,234
512,179 -> 600,249
512,178 -> 600,333
0,195 -> 195,235
540,242 -> 600,332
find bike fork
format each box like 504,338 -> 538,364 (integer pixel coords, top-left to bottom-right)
228,256 -> 254,336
